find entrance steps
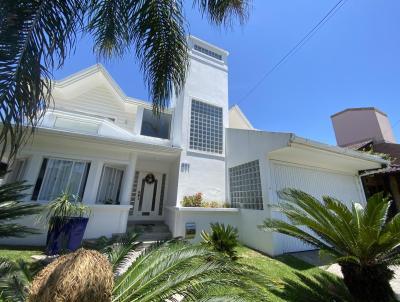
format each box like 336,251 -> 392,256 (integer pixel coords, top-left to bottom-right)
126,221 -> 172,241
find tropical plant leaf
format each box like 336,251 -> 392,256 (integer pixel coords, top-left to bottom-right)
0,0 -> 86,162
0,182 -> 42,238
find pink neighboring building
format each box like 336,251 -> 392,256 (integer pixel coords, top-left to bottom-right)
331,107 -> 400,215
331,107 -> 396,147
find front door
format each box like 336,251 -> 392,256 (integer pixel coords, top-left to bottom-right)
130,171 -> 166,219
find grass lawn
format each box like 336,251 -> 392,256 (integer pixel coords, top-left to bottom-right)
237,245 -> 350,302
0,246 -> 43,263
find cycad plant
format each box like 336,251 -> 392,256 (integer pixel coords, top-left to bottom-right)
0,182 -> 42,238
112,240 -> 247,301
261,189 -> 400,302
201,222 -> 239,260
0,0 -> 250,162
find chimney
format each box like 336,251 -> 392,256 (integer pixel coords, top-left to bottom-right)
331,107 -> 396,147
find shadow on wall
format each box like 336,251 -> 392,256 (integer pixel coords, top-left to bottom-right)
271,271 -> 353,302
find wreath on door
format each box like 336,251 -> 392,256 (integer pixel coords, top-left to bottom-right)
144,173 -> 156,184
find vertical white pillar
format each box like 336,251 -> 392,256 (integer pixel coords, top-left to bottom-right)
23,153 -> 43,201
82,159 -> 104,204
120,153 -> 137,206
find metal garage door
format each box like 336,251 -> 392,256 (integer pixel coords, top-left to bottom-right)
271,161 -> 365,254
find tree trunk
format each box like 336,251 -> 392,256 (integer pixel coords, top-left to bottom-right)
340,263 -> 395,302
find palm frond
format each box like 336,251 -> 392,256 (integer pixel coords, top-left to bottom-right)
0,258 -> 38,302
87,0 -> 131,59
194,0 -> 251,26
112,240 -> 255,302
263,189 -> 400,266
0,182 -> 42,238
129,0 -> 188,114
0,0 -> 86,162
104,232 -> 141,271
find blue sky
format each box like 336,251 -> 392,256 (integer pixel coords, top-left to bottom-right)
54,0 -> 400,145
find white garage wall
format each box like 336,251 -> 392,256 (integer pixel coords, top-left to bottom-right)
270,161 -> 365,206
270,160 -> 366,254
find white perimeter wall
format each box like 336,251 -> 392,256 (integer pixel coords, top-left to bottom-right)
165,207 -> 239,243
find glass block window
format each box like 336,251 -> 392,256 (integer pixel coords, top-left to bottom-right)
189,100 -> 223,154
229,160 -> 263,210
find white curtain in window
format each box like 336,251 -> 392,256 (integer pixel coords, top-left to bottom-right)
38,159 -> 86,201
97,166 -> 124,204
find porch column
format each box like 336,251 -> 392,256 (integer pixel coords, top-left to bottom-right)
23,153 -> 43,201
120,153 -> 138,206
82,159 -> 104,204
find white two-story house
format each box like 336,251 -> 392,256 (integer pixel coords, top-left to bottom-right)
1,36 -> 386,256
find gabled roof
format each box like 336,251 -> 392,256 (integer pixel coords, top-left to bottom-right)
228,105 -> 254,130
54,64 -> 154,109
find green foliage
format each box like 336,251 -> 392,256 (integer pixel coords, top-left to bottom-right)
182,193 -> 229,208
0,257 -> 44,302
85,232 -> 141,271
201,223 -> 239,260
261,189 -> 400,302
40,192 -> 90,224
182,192 -> 203,207
112,240 -> 255,302
0,0 -> 250,162
0,182 -> 42,238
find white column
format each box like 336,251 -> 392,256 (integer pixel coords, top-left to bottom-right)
82,159 -> 104,204
23,153 -> 43,201
119,153 -> 137,206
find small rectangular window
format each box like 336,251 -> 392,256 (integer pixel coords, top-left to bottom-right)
194,44 -> 222,61
32,158 -> 90,201
140,109 -> 171,139
96,166 -> 124,204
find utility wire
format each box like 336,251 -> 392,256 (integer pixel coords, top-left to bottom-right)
236,0 -> 348,105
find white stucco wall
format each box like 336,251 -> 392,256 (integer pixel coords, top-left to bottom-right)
171,37 -> 229,205
0,205 -> 131,246
166,207 -> 239,243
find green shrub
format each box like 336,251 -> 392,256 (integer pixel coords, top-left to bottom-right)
201,223 -> 239,260
181,192 -> 203,207
181,193 -> 230,208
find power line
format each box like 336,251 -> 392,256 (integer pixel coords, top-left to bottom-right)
237,0 -> 348,105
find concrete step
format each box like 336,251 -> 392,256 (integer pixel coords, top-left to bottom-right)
137,232 -> 172,241
127,221 -> 171,234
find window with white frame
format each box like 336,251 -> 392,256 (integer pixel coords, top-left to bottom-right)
229,160 -> 263,210
189,100 -> 223,154
8,159 -> 27,182
32,158 -> 90,201
96,166 -> 124,204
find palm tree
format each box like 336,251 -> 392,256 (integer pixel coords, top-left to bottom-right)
261,189 -> 400,302
0,182 -> 42,238
0,0 -> 250,162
